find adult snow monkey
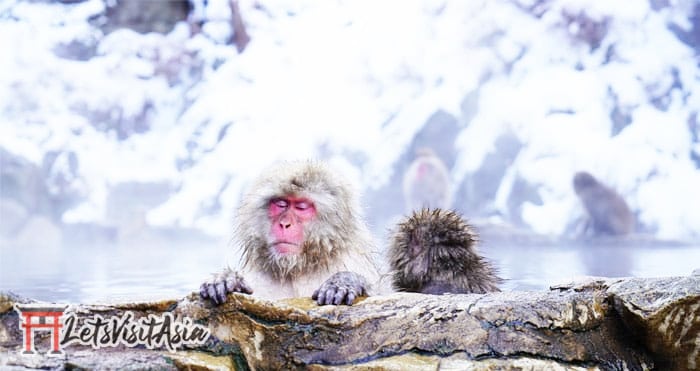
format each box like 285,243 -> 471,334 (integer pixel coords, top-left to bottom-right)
200,160 -> 380,305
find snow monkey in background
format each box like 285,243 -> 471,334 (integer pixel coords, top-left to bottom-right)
402,148 -> 451,213
389,208 -> 502,294
200,160 -> 380,306
572,171 -> 634,237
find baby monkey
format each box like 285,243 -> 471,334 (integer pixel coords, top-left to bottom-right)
389,208 -> 501,294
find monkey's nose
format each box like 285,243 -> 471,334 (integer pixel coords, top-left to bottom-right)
278,213 -> 296,229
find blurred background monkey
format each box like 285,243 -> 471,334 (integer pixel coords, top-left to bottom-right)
403,148 -> 452,213
573,171 -> 634,237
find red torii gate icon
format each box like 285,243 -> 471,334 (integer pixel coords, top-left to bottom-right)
14,304 -> 69,356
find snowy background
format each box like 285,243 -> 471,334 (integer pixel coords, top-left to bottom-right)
1,0 -> 700,292
0,0 -> 700,301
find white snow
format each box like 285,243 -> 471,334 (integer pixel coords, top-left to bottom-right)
1,0 -> 699,240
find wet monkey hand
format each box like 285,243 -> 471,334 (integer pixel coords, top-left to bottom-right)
200,268 -> 253,305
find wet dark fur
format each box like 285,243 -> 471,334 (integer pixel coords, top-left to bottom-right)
389,208 -> 501,294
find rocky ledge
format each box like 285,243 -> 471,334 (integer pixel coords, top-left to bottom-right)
1,273 -> 698,370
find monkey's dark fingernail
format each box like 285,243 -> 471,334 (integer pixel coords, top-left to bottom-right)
312,289 -> 319,300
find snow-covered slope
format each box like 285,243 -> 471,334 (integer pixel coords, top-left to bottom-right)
1,0 -> 698,241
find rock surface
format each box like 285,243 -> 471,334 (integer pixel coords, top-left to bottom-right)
0,275 -> 697,370
608,276 -> 700,371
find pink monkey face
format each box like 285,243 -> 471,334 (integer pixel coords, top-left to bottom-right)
268,197 -> 317,255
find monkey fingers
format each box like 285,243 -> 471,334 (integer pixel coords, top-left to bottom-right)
213,281 -> 228,304
199,284 -> 210,301
198,280 -> 227,304
198,281 -> 223,304
312,287 -> 347,306
340,288 -> 358,306
312,271 -> 368,306
311,288 -> 331,306
200,269 -> 253,305
224,272 -> 253,295
331,287 -> 348,305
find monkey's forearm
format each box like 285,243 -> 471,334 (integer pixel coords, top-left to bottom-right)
200,267 -> 253,305
312,271 -> 369,306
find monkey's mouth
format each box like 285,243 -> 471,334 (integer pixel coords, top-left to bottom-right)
272,242 -> 302,255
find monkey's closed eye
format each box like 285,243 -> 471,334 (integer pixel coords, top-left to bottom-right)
272,199 -> 289,208
295,201 -> 311,210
